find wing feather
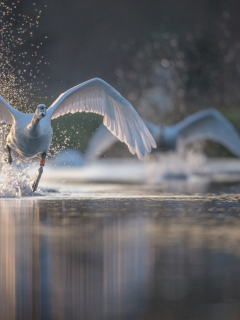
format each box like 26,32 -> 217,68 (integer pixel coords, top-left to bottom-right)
86,118 -> 161,160
47,78 -> 156,159
0,95 -> 22,124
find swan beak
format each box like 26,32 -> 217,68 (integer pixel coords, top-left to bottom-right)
36,104 -> 47,118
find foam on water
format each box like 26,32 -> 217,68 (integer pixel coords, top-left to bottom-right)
147,148 -> 209,183
0,161 -> 38,198
0,125 -> 42,197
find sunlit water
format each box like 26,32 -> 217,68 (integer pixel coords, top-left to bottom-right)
0,127 -> 240,320
0,184 -> 240,320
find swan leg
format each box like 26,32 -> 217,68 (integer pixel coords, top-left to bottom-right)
5,145 -> 12,164
32,152 -> 46,192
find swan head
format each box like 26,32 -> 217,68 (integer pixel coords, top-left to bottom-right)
35,104 -> 47,119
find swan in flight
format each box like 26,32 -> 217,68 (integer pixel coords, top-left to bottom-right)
1,78 -> 156,191
86,108 -> 240,159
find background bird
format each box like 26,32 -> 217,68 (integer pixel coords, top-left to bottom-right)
0,78 -> 156,191
85,108 -> 240,160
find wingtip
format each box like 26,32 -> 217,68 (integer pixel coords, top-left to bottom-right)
152,139 -> 157,149
136,149 -> 144,160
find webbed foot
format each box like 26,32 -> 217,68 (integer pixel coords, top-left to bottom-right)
5,157 -> 12,165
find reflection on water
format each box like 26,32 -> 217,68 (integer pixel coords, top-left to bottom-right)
0,195 -> 240,320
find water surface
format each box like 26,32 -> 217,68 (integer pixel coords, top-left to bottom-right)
0,184 -> 240,320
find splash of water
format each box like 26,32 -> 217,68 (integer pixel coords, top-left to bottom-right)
0,2 -> 48,197
0,161 -> 39,198
0,125 -> 42,197
147,147 -> 210,183
0,2 -> 47,112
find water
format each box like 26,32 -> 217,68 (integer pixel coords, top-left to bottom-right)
0,183 -> 240,320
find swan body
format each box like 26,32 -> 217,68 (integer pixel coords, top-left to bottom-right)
86,109 -> 240,159
6,113 -> 53,157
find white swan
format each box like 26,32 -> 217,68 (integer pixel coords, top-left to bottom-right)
86,108 -> 240,159
1,78 -> 156,191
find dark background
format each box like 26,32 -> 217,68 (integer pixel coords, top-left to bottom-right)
1,0 -> 240,155
18,0 -> 240,94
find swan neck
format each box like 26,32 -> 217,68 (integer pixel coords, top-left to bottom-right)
27,114 -> 41,132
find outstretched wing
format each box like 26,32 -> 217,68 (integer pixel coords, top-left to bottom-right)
0,95 -> 21,124
86,119 -> 161,160
174,108 -> 240,157
47,78 -> 156,159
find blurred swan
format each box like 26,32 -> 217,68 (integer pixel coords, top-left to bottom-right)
0,78 -> 156,191
86,108 -> 240,160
